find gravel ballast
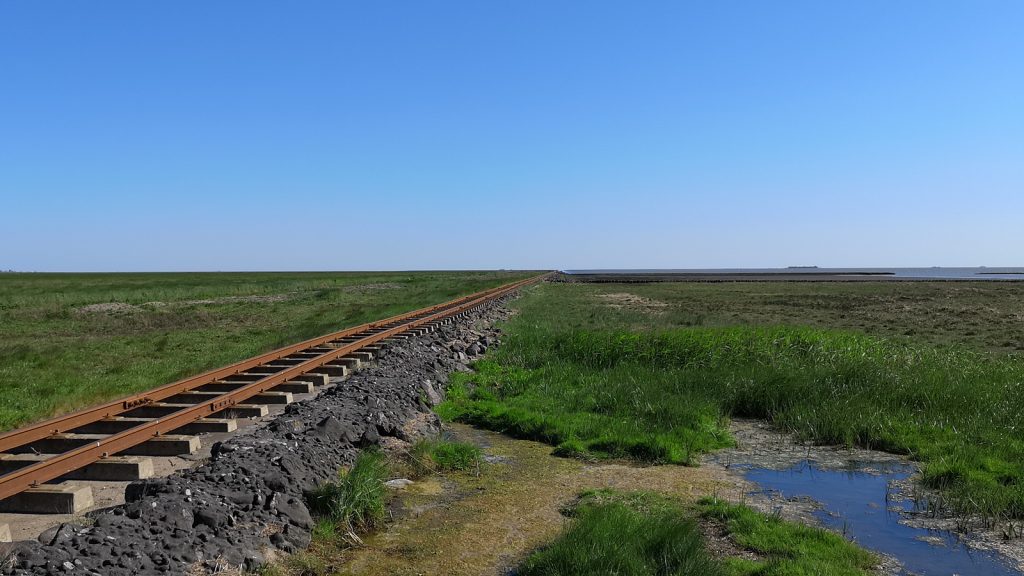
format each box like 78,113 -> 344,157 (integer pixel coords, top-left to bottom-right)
4,297 -> 513,575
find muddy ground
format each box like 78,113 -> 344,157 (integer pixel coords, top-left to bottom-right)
340,423 -> 747,575
706,420 -> 1024,574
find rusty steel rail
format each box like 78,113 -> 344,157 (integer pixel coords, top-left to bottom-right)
0,273 -> 547,502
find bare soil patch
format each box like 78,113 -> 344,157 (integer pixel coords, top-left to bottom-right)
341,283 -> 403,293
144,293 -> 297,307
74,294 -> 299,316
596,292 -> 668,313
73,302 -> 143,315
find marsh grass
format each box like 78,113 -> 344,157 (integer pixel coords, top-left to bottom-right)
519,490 -> 723,576
699,497 -> 876,576
548,280 -> 1024,353
439,283 -> 1024,521
519,490 -> 873,576
439,359 -> 732,464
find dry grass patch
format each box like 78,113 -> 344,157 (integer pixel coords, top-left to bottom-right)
597,292 -> 669,313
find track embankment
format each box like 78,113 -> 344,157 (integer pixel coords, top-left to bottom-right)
3,296 -> 513,575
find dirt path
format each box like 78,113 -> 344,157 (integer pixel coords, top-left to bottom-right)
340,424 -> 746,576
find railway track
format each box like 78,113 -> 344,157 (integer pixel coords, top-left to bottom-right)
0,274 -> 545,521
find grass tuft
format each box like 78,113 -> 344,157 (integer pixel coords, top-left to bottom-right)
407,439 -> 482,476
519,490 -> 723,576
308,449 -> 388,533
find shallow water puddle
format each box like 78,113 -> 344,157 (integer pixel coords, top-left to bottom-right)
743,459 -> 1022,576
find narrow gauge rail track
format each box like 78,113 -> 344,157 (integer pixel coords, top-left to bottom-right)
0,274 -> 545,509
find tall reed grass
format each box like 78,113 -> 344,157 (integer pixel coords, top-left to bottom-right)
441,287 -> 1024,521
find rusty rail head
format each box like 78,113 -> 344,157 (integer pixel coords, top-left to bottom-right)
0,273 -> 547,501
0,276 -> 537,452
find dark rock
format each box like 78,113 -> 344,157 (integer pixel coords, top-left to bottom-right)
420,379 -> 443,405
360,425 -> 380,446
223,490 -> 252,506
269,531 -> 290,550
243,552 -> 264,572
311,416 -> 348,442
193,508 -> 229,529
36,526 -> 58,546
283,524 -> 312,548
277,454 -> 305,476
263,471 -> 288,493
274,496 -> 314,529
210,441 -> 236,458
124,479 -> 166,502
162,502 -> 194,531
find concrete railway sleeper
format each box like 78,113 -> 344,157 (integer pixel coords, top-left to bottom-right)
0,274 -> 545,526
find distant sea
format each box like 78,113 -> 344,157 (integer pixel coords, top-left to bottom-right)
563,268 -> 1024,280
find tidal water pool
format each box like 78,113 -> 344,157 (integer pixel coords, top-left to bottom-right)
743,460 -> 1022,576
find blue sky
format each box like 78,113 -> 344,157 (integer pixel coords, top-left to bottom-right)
1,2 -> 1021,271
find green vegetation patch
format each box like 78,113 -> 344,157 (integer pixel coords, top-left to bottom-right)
519,490 -> 874,576
439,283 -> 1024,520
408,438 -> 482,475
519,490 -> 723,576
439,359 -> 732,465
308,449 -> 389,533
700,498 -> 876,576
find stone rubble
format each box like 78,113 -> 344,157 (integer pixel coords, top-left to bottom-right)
3,297 -> 513,576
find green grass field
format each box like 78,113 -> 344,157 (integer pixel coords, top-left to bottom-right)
440,281 -> 1024,522
0,271 -> 532,431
